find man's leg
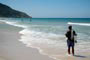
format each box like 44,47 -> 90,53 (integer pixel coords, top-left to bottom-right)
68,47 -> 70,54
67,40 -> 71,54
72,46 -> 74,55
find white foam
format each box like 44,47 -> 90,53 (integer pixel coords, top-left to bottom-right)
19,28 -> 65,46
68,22 -> 90,26
19,28 -> 67,60
0,20 -> 27,28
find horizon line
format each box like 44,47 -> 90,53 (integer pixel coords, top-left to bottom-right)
32,17 -> 90,18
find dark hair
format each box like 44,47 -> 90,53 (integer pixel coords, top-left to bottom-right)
68,25 -> 72,30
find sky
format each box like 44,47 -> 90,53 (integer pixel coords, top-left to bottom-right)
0,0 -> 90,18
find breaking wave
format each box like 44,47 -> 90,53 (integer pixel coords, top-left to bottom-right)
68,22 -> 90,26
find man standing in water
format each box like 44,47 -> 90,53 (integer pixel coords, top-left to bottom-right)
65,25 -> 77,55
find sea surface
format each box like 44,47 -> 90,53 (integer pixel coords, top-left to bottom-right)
0,18 -> 90,60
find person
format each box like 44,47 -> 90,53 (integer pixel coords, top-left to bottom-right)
65,25 -> 77,55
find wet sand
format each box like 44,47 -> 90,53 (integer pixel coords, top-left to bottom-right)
0,22 -> 54,60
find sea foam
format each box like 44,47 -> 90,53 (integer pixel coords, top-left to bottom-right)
68,22 -> 90,26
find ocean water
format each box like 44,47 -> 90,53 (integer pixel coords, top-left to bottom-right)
0,18 -> 90,60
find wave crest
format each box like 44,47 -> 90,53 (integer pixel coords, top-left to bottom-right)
68,22 -> 90,26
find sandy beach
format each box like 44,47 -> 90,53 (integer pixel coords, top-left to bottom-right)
0,22 -> 54,60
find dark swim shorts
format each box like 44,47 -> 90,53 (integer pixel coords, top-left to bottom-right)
67,40 -> 74,48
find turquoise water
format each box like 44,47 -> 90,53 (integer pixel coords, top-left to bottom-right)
0,18 -> 90,60
4,18 -> 90,36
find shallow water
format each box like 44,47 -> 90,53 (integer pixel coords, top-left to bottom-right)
0,18 -> 90,60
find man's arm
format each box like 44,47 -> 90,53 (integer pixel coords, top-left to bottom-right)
65,31 -> 68,38
74,30 -> 77,36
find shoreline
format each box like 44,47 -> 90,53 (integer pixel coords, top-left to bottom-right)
0,20 -> 90,60
0,20 -> 57,60
0,21 -> 55,60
